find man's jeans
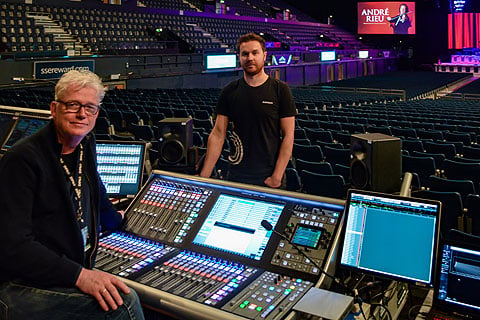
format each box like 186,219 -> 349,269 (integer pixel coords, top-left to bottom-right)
0,281 -> 145,320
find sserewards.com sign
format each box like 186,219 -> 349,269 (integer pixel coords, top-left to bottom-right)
34,60 -> 95,79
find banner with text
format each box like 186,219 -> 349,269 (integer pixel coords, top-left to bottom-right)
34,60 -> 95,79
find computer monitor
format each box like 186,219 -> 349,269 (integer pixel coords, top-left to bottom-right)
193,194 -> 285,261
321,51 -> 336,61
358,50 -> 369,59
2,115 -> 50,151
96,140 -> 146,197
433,236 -> 480,318
339,189 -> 441,286
205,54 -> 237,70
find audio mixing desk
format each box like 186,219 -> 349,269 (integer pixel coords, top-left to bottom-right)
97,170 -> 345,319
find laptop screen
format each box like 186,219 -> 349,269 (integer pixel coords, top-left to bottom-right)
339,189 -> 441,286
434,239 -> 480,318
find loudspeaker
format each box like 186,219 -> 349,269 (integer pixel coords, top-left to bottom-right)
157,118 -> 193,166
350,133 -> 402,193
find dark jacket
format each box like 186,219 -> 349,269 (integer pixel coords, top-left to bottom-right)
0,121 -> 122,287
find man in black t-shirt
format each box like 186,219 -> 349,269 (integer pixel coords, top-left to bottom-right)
200,33 -> 296,188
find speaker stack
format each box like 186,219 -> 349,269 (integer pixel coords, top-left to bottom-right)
350,133 -> 402,194
156,118 -> 195,172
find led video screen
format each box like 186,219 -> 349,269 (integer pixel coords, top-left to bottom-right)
358,2 -> 416,35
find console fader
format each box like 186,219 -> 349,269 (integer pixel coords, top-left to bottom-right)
123,178 -> 212,244
97,171 -> 345,320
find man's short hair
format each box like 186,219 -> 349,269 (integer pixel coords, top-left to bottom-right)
55,70 -> 105,102
237,33 -> 266,53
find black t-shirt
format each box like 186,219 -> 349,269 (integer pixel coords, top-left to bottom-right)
216,77 -> 297,177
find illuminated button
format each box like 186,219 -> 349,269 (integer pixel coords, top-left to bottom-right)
269,286 -> 275,291
256,306 -> 263,312
240,304 -> 246,309
248,304 -> 257,310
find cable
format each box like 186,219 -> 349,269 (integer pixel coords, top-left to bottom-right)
370,303 -> 392,320
408,304 -> 431,320
353,289 -> 369,320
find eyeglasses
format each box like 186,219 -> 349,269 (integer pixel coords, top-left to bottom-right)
56,100 -> 100,116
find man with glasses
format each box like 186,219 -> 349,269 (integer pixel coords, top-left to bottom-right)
0,70 -> 144,319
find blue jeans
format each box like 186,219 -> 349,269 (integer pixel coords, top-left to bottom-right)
0,281 -> 145,320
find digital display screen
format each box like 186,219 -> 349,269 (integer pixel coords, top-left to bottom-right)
321,51 -> 336,61
272,54 -> 293,65
359,50 -> 369,59
292,224 -> 323,249
436,243 -> 480,315
3,116 -> 49,150
96,141 -> 145,197
206,54 -> 237,69
358,2 -> 416,35
340,190 -> 440,286
193,194 -> 285,260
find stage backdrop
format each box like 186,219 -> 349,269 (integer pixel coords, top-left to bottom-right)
448,13 -> 480,49
358,2 -> 416,35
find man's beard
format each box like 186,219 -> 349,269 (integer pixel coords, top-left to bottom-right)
243,62 -> 264,76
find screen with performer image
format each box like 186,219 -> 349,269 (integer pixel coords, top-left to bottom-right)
358,2 -> 416,35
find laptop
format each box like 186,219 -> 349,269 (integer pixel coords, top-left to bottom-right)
429,235 -> 480,319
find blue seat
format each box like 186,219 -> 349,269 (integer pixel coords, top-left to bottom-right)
285,168 -> 301,192
414,190 -> 463,237
367,125 -> 392,135
334,163 -> 350,182
295,128 -> 308,140
411,150 -> 445,169
300,170 -> 347,199
402,155 -> 436,186
304,128 -> 334,143
295,159 -> 333,175
402,139 -> 424,153
462,146 -> 480,159
293,143 -> 324,162
129,124 -> 155,141
424,141 -> 457,159
442,159 -> 480,185
465,194 -> 480,236
323,146 -> 350,167
417,129 -> 443,141
445,132 -> 472,146
391,127 -> 417,139
426,175 -> 475,204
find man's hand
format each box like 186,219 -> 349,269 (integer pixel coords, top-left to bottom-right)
75,268 -> 130,311
264,176 -> 282,188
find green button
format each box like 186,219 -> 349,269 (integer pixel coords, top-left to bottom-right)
256,306 -> 263,312
240,304 -> 246,309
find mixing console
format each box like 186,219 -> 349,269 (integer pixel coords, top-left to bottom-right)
222,272 -> 313,320
124,178 -> 213,244
99,171 -> 345,320
95,232 -> 176,278
135,250 -> 259,306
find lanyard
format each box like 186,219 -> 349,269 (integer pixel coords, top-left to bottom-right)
59,144 -> 84,223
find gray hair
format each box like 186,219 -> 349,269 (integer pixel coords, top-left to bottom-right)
55,70 -> 105,102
